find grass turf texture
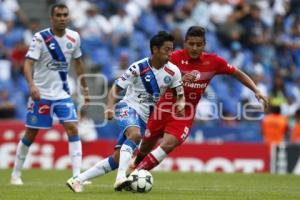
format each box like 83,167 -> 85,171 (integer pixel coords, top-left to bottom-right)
0,169 -> 300,200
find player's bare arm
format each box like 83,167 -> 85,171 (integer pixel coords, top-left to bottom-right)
74,58 -> 90,105
174,85 -> 185,117
24,58 -> 40,101
232,69 -> 269,110
104,84 -> 122,120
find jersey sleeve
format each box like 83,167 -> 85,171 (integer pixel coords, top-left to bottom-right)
73,32 -> 82,59
115,64 -> 139,89
25,33 -> 43,60
215,55 -> 237,75
170,65 -> 183,89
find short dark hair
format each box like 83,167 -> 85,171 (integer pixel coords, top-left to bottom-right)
270,105 -> 281,114
50,3 -> 68,16
185,26 -> 206,41
150,31 -> 174,54
295,108 -> 300,119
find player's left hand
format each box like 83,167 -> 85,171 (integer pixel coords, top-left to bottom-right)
175,103 -> 185,117
255,91 -> 269,111
104,109 -> 114,120
182,72 -> 196,83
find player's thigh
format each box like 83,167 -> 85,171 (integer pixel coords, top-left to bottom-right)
114,102 -> 142,148
25,98 -> 53,129
164,119 -> 192,144
143,111 -> 166,142
53,98 -> 77,124
139,135 -> 160,154
62,121 -> 78,136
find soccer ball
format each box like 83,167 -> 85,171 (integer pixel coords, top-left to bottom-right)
128,169 -> 153,193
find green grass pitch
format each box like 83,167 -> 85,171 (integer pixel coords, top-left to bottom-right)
1,169 -> 300,200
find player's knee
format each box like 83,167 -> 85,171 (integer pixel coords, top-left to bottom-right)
112,150 -> 120,164
24,128 -> 38,143
64,123 -> 78,135
127,131 -> 142,144
160,142 -> 177,154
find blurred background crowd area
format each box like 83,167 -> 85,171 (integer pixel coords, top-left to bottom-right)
0,0 -> 300,140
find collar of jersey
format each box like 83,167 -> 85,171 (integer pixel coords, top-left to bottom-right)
183,49 -> 203,62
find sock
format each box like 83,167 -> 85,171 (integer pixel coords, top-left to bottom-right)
76,156 -> 118,183
136,146 -> 167,171
116,139 -> 137,180
11,137 -> 32,178
68,135 -> 82,177
133,149 -> 147,166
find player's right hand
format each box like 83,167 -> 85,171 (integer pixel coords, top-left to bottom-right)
104,109 -> 114,120
182,72 -> 196,83
30,85 -> 40,100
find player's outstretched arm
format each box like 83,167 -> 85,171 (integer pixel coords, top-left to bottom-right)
104,84 -> 123,120
74,58 -> 90,105
231,69 -> 269,111
24,59 -> 40,100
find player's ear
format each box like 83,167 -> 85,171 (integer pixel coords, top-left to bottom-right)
152,46 -> 159,54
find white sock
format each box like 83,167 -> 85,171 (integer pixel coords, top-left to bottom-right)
69,140 -> 82,177
12,140 -> 30,178
151,146 -> 167,163
76,157 -> 117,183
116,139 -> 137,180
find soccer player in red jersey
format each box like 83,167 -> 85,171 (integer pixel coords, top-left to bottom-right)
131,26 -> 269,171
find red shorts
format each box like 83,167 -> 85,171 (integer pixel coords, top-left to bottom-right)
144,109 -> 193,144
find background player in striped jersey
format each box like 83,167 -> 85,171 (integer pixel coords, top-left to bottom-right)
10,3 -> 90,185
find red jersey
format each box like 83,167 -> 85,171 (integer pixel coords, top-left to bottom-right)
156,49 -> 237,119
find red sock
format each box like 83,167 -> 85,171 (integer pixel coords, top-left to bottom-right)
135,153 -> 159,171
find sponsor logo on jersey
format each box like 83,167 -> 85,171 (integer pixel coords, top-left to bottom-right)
66,35 -> 76,43
46,60 -> 68,71
140,66 -> 151,75
164,67 -> 175,76
181,60 -> 188,65
49,43 -> 55,50
183,82 -> 207,89
164,76 -> 171,84
38,104 -> 50,115
145,75 -> 151,82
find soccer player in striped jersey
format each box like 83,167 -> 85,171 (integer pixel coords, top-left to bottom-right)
66,31 -> 185,192
10,3 -> 90,185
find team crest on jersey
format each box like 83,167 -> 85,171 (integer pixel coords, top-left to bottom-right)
30,116 -> 38,124
164,76 -> 171,84
191,70 -> 201,81
66,42 -> 73,49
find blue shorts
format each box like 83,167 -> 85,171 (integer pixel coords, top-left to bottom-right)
114,102 -> 146,149
25,97 -> 77,129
